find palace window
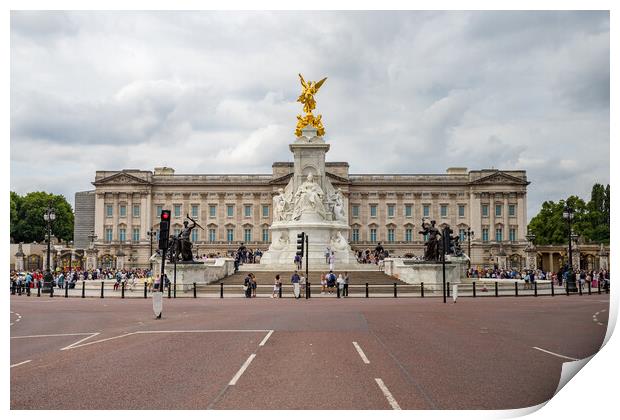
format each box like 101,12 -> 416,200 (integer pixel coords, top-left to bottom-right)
106,204 -> 113,218
423,233 -> 429,242
119,205 -> 126,217
482,228 -> 489,242
262,228 -> 269,242
482,204 -> 489,217
352,229 -> 359,242
405,204 -> 412,218
133,204 -> 140,217
105,228 -> 113,242
192,229 -> 198,242
458,205 -> 465,218
405,228 -> 413,242
387,228 -> 395,243
351,205 -> 360,218
174,204 -> 182,217
370,205 -> 377,218
262,205 -> 269,218
119,228 -> 126,242
495,204 -> 502,217
495,228 -> 503,242
387,204 -> 395,218
227,205 -> 234,217
509,228 -> 516,242
440,205 -> 448,218
244,228 -> 252,242
227,228 -> 234,242
191,204 -> 199,218
209,205 -> 217,218
423,204 -> 430,217
509,204 -> 516,217
132,228 -> 140,242
156,205 -> 163,217
370,228 -> 377,242
208,229 -> 216,242
244,205 -> 252,218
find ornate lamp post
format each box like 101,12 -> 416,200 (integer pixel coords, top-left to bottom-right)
42,204 -> 56,292
147,230 -> 157,271
465,228 -> 474,268
562,206 -> 578,292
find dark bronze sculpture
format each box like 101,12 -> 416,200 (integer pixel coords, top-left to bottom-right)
168,214 -> 204,262
420,220 -> 464,261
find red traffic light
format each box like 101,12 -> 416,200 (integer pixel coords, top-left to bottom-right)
161,211 -> 170,220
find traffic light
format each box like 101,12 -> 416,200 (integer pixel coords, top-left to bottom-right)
296,232 -> 305,256
159,210 -> 171,250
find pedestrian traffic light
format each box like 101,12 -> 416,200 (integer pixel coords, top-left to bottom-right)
296,232 -> 305,256
159,210 -> 171,250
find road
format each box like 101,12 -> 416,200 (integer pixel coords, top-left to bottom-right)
10,294 -> 609,409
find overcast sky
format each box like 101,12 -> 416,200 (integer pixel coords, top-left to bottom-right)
10,11 -> 609,220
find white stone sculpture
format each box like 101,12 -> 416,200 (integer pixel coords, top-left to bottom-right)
292,173 -> 327,220
332,188 -> 346,222
273,188 -> 290,222
272,231 -> 290,250
330,230 -> 348,251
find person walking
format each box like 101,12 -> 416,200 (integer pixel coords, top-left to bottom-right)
320,273 -> 327,294
328,252 -> 335,271
251,273 -> 257,298
337,273 -> 344,297
294,254 -> 302,270
326,270 -> 337,294
244,274 -> 252,298
343,271 -> 349,297
291,270 -> 301,299
300,273 -> 306,298
272,274 -> 281,298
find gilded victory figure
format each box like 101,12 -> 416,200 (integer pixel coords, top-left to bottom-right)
295,73 -> 327,137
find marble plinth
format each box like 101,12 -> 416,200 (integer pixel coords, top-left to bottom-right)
383,258 -> 465,291
156,257 -> 236,291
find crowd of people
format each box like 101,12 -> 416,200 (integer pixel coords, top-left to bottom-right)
466,266 -> 610,290
242,269 -> 351,299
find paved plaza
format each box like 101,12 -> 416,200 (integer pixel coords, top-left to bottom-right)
10,293 -> 609,410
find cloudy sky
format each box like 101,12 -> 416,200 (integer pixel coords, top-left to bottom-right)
10,11 -> 609,220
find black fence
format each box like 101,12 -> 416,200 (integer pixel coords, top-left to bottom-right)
9,279 -> 611,300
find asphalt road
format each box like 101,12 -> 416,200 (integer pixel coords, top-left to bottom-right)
10,294 -> 610,410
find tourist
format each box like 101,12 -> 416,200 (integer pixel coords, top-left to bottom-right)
300,273 -> 306,298
343,271 -> 349,297
328,251 -> 335,271
325,247 -> 330,264
320,273 -> 327,294
244,274 -> 252,298
272,274 -> 280,298
337,273 -> 344,296
291,270 -> 301,299
251,273 -> 257,298
326,270 -> 337,294
294,254 -> 302,270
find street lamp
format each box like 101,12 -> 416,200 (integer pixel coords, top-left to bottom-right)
465,228 -> 474,269
42,204 -> 56,292
562,205 -> 578,292
147,230 -> 157,272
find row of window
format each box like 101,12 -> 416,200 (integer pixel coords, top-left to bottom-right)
481,204 -> 517,218
349,227 -> 518,243
154,204 -> 270,219
351,203 -> 517,219
106,204 -> 142,218
104,227 -> 271,243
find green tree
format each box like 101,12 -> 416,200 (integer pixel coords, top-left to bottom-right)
10,191 -> 74,243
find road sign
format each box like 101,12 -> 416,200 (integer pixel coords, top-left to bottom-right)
153,291 -> 163,318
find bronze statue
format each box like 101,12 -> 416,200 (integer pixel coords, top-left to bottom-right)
169,214 -> 204,262
419,219 -> 442,261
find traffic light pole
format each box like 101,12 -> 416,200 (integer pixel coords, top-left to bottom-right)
305,234 -> 309,292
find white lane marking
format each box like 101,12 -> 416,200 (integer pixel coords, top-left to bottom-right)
229,354 -> 256,385
532,347 -> 579,361
375,378 -> 401,410
61,333 -> 101,350
12,333 -> 98,339
11,360 -> 32,368
353,341 -> 370,364
259,330 -> 274,346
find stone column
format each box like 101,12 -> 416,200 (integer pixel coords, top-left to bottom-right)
116,250 -> 125,270
15,243 -> 25,272
85,248 -> 99,270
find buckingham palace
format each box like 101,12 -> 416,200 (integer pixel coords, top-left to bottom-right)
73,162 -> 530,270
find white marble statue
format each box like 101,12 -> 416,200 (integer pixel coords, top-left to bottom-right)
330,230 -> 348,251
273,188 -> 289,222
332,188 -> 346,222
272,231 -> 289,250
292,173 -> 327,220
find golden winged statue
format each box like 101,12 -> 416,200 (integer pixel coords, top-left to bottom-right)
295,73 -> 327,137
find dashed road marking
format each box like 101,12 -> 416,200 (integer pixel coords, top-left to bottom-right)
353,341 -> 370,364
11,360 -> 32,368
375,378 -> 401,410
259,330 -> 274,346
229,354 -> 256,385
532,347 -> 578,361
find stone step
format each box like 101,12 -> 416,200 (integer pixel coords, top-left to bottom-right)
218,270 -> 405,286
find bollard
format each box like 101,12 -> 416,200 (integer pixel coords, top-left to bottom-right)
394,282 -> 397,298
101,281 -> 104,298
18,284 -> 22,296
578,280 -> 583,296
11,282 -> 15,295
37,284 -> 41,297
168,284 -> 171,299
144,282 -> 147,299
121,281 -> 125,299
421,282 -> 424,298
472,282 -> 476,298
514,282 -> 518,297
65,283 -> 69,298
588,281 -> 591,296
26,284 -> 31,296
551,281 -> 554,297
278,284 -> 282,299
598,280 -> 601,295
566,281 -> 569,296
447,282 -> 450,298
308,282 -> 311,299
305,282 -> 309,300
337,285 -> 341,298
174,283 -> 176,299
50,285 -> 53,298
495,281 -> 498,297
82,281 -> 85,298
193,282 -> 197,298
606,282 -> 609,294
365,282 -> 369,298
534,281 -> 538,297
220,282 -> 224,299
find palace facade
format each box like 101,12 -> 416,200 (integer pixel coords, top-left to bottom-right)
73,163 -> 533,270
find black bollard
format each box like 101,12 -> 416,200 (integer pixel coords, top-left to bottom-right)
551,281 -> 554,297
598,280 -> 601,295
473,282 -> 476,298
534,281 -> 538,297
11,282 -> 15,295
37,284 -> 41,297
495,281 -> 498,297
447,282 -> 451,298
606,282 -> 609,294
306,282 -> 309,300
50,285 -> 53,298
307,282 -> 311,299
220,282 -> 224,299
18,284 -> 22,296
26,284 -> 31,296
514,282 -> 518,297
82,281 -> 85,298
193,282 -> 197,298
101,281 -> 104,298
144,282 -> 147,299
121,281 -> 125,299
588,281 -> 591,295
566,281 -> 569,296
394,283 -> 397,298
421,282 -> 424,298
278,284 -> 282,298
365,282 -> 369,298
578,279 -> 583,296
167,284 -> 171,299
337,285 -> 341,298
174,283 -> 176,299
65,283 -> 69,298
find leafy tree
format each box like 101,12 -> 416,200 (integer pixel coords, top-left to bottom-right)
10,191 -> 74,243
